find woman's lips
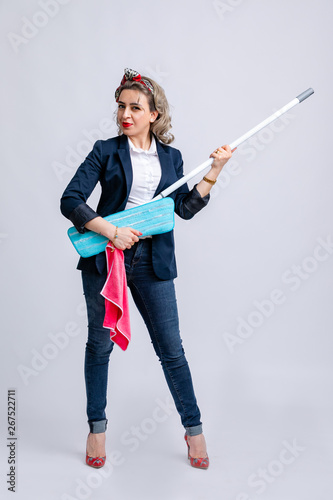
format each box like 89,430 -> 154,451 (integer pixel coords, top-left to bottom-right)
122,122 -> 132,128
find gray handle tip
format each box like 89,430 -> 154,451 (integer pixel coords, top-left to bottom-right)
296,88 -> 314,103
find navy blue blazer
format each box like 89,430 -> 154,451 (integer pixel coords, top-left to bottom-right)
60,134 -> 210,280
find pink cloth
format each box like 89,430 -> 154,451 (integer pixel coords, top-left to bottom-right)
100,242 -> 131,351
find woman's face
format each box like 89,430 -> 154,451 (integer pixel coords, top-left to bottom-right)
117,89 -> 158,140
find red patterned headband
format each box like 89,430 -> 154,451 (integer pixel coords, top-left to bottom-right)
115,68 -> 154,102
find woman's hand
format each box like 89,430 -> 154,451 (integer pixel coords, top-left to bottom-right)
84,217 -> 142,250
209,144 -> 234,175
196,144 -> 235,198
112,227 -> 142,250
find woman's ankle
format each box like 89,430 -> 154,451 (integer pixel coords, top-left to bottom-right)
86,432 -> 106,457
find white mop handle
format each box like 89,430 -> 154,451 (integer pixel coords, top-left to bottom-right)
153,88 -> 314,201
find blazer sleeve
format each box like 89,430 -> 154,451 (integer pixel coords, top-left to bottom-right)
60,140 -> 103,233
172,150 -> 210,220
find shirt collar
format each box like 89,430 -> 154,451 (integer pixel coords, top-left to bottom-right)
127,135 -> 157,155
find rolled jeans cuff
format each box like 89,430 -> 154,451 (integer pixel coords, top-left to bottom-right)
185,424 -> 203,436
88,419 -> 108,433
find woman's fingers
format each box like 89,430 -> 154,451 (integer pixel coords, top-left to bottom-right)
210,144 -> 233,159
131,228 -> 142,236
113,227 -> 143,250
218,144 -> 232,156
221,144 -> 232,154
130,228 -> 142,242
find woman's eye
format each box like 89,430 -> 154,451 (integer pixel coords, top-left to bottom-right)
132,106 -> 141,111
118,104 -> 125,109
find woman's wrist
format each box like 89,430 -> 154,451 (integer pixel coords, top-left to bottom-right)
207,165 -> 222,179
195,166 -> 222,197
202,174 -> 217,185
106,223 -> 117,241
112,226 -> 118,242
86,218 -> 117,241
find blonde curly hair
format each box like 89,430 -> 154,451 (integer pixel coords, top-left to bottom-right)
115,76 -> 174,145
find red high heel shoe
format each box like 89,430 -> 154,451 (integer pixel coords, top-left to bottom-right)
86,454 -> 106,468
86,433 -> 106,468
184,434 -> 209,469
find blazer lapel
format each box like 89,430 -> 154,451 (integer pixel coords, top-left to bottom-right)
154,139 -> 173,197
117,135 -> 133,202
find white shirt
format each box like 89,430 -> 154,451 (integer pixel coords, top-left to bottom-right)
125,135 -> 162,211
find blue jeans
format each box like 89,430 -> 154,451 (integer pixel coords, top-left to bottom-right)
82,238 -> 202,436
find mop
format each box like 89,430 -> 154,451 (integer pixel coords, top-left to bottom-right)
67,88 -> 314,258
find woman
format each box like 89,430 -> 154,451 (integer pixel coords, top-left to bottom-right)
60,68 -> 232,470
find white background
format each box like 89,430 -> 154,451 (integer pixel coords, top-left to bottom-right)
1,0 -> 332,499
